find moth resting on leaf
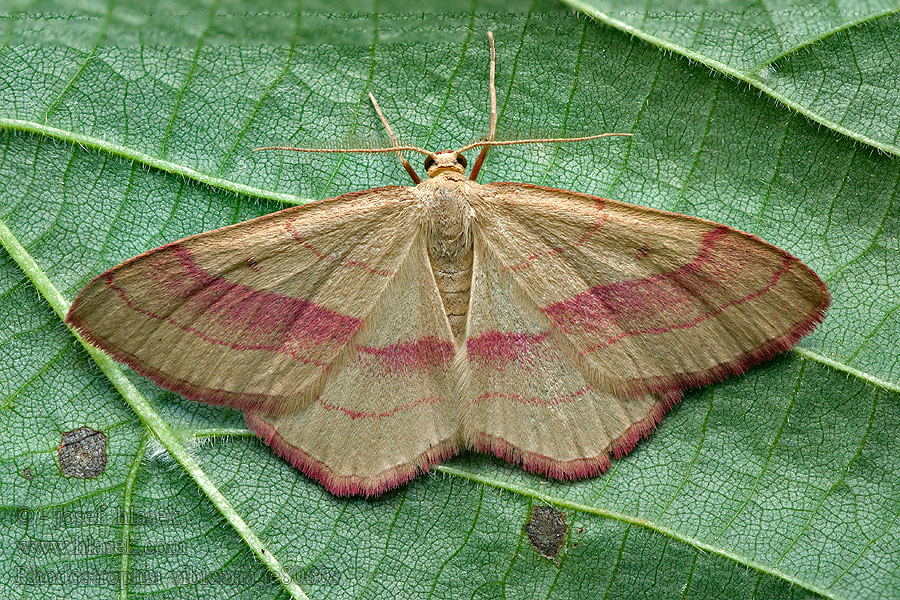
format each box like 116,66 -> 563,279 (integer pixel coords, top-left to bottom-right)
66,33 -> 829,497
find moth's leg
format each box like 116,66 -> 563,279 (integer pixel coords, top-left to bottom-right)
368,92 -> 421,184
469,31 -> 497,181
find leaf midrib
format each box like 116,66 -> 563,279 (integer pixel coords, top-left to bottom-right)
0,119 -> 312,205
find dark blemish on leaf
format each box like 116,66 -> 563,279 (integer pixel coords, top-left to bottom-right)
58,427 -> 107,478
634,244 -> 651,260
525,505 -> 567,561
577,526 -> 585,534
22,467 -> 34,481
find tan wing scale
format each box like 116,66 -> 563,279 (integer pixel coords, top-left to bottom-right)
246,235 -> 460,496
67,186 -> 420,414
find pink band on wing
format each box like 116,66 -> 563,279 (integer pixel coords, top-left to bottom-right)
578,255 -> 794,355
106,244 -> 361,360
466,330 -> 550,368
543,227 -> 795,349
357,335 -> 455,373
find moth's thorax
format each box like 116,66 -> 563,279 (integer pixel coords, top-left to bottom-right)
417,174 -> 475,247
415,173 -> 478,343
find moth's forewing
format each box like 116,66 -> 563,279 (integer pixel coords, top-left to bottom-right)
66,187 -> 419,415
470,183 -> 829,398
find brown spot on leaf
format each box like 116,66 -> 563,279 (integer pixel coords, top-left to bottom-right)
22,467 -> 34,481
58,427 -> 107,478
525,505 -> 567,560
634,244 -> 651,260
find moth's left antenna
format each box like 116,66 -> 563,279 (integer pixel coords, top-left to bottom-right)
368,92 -> 422,184
253,140 -> 435,165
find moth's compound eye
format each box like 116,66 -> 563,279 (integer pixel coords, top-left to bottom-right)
424,155 -> 435,170
457,153 -> 467,169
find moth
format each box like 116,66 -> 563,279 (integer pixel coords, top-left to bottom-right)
67,33 -> 829,497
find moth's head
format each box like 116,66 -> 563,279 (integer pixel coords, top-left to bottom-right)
424,150 -> 467,178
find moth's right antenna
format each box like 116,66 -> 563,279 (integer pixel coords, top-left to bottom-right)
469,31 -> 497,182
458,31 -> 632,161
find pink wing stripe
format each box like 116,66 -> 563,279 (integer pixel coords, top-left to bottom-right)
578,255 -> 794,355
542,227 -> 796,351
357,336 -> 455,373
286,218 -> 394,277
466,331 -> 550,368
467,386 -> 596,408
502,199 -> 607,272
105,244 -> 361,363
318,395 -> 446,420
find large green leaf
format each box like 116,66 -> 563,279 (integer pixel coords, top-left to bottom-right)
1,2 -> 898,599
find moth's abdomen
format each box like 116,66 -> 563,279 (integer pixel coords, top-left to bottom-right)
429,244 -> 473,342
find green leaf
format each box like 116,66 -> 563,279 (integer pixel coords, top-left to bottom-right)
1,2 -> 898,600
563,0 -> 900,157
